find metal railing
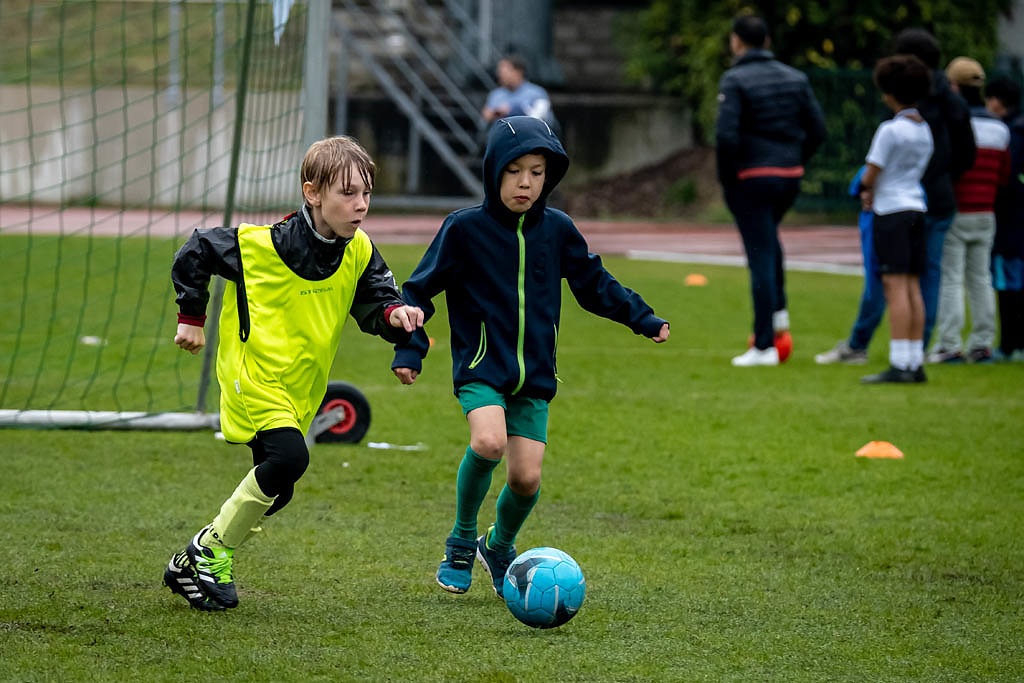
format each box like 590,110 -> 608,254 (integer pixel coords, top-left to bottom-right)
332,0 -> 502,199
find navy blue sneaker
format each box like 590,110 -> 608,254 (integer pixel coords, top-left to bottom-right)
436,535 -> 476,594
967,348 -> 994,364
476,525 -> 516,599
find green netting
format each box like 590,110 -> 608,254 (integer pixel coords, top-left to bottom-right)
797,68 -> 890,212
0,0 -> 310,415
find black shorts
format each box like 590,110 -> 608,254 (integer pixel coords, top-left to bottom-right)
873,210 -> 925,275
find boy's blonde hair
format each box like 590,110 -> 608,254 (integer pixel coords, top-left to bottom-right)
301,136 -> 375,194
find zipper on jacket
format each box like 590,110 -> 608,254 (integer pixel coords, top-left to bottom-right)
553,323 -> 563,383
468,321 -> 487,369
512,213 -> 527,394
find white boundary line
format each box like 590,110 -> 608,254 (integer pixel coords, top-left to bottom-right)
625,250 -> 863,276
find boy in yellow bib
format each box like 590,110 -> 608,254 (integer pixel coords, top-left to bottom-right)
165,136 -> 423,610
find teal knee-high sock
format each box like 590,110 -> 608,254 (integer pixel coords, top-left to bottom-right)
491,483 -> 539,552
451,447 -> 500,541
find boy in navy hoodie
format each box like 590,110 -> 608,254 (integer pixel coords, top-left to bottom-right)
391,116 -> 670,598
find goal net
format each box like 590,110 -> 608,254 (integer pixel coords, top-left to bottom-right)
0,0 -> 314,428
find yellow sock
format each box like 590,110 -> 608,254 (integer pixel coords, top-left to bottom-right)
209,468 -> 276,549
240,516 -> 269,545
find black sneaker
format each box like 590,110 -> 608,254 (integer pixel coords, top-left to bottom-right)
967,348 -> 994,364
163,550 -> 225,611
186,525 -> 239,608
912,366 -> 927,383
860,366 -> 917,384
476,524 -> 516,599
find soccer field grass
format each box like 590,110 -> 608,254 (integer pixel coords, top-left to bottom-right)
2,242 -> 1022,681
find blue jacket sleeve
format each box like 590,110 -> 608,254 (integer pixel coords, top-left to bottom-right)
391,214 -> 462,372
561,220 -> 666,337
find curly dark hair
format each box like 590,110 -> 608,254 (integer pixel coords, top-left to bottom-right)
893,28 -> 941,70
874,55 -> 932,107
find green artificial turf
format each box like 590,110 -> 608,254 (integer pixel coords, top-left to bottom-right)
1,240 -> 1022,681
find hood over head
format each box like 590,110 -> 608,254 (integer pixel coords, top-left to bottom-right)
482,116 -> 569,225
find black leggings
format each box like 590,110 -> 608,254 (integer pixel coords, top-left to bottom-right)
998,289 -> 1024,354
249,427 -> 309,516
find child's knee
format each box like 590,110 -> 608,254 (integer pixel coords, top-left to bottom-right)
507,470 -> 541,496
254,428 -> 310,494
470,432 -> 507,460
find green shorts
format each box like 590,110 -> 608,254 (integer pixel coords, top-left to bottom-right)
456,382 -> 549,443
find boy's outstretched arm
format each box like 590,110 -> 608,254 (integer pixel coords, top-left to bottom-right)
561,221 -> 669,341
391,215 -> 463,384
171,227 -> 242,351
350,243 -> 423,344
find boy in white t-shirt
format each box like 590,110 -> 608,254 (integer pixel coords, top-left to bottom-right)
858,55 -> 935,383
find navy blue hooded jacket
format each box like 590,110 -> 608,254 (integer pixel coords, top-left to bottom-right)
994,111 -> 1024,260
391,116 -> 667,401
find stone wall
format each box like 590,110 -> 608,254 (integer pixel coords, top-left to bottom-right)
1,85 -> 303,209
552,5 -> 634,92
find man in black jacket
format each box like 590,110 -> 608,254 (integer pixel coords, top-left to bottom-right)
815,28 -> 976,365
716,15 -> 827,367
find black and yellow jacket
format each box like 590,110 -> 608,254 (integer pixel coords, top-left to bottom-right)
172,207 -> 408,442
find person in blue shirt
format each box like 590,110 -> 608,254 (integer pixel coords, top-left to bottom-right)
482,55 -> 557,130
391,116 -> 670,599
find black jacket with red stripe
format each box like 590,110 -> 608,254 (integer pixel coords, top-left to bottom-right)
715,49 -> 827,186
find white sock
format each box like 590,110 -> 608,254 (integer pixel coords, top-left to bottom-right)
773,309 -> 790,332
908,339 -> 923,369
890,339 -> 910,370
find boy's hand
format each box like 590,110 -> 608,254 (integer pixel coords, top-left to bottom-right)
174,323 -> 205,354
393,367 -> 419,385
860,189 -> 874,211
388,305 -> 425,332
650,323 -> 670,343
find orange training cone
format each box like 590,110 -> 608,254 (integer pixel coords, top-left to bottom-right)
684,273 -> 708,286
855,441 -> 904,459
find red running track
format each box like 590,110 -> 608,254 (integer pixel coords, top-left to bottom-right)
0,205 -> 863,275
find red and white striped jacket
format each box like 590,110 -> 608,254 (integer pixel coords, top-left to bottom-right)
955,109 -> 1011,213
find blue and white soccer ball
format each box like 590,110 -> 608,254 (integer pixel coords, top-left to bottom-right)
502,547 -> 586,629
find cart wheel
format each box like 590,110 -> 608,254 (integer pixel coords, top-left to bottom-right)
315,381 -> 371,444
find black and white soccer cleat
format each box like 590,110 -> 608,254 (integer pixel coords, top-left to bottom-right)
163,550 -> 225,612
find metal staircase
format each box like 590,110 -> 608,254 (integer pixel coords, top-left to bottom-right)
333,0 -> 502,200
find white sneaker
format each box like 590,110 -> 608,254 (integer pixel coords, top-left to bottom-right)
814,339 -> 868,365
731,346 -> 779,367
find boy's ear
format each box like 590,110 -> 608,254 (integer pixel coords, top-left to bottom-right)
302,181 -> 321,206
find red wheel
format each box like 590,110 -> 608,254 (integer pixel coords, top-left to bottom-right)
315,381 -> 371,443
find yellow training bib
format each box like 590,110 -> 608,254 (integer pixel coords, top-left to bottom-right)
216,223 -> 372,443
